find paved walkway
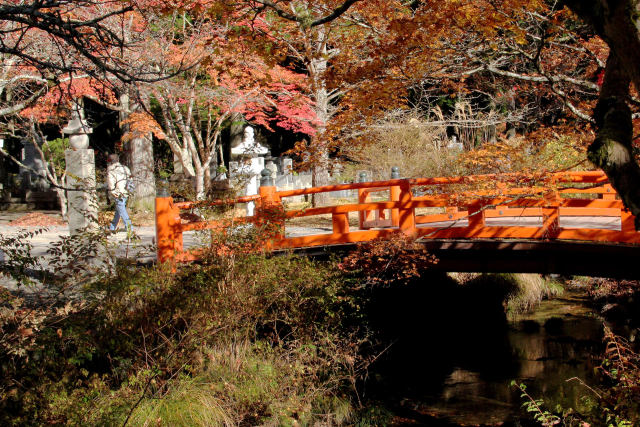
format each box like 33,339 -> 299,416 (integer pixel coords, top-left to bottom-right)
0,211 -> 330,267
0,224 -> 183,264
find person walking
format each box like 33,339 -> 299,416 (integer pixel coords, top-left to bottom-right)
106,153 -> 133,232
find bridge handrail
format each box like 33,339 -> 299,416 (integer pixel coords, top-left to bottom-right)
156,170 -> 638,265
274,171 -> 609,199
174,194 -> 261,210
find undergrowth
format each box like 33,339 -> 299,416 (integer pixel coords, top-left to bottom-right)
0,231 -> 372,426
3,228 -> 638,426
514,325 -> 640,426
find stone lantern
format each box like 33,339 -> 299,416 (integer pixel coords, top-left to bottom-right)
62,107 -> 93,149
63,103 -> 98,234
230,126 -> 268,216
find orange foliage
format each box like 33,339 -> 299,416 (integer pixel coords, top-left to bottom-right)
120,112 -> 167,142
339,234 -> 438,286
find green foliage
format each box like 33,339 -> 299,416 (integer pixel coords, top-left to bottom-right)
598,327 -> 640,424
512,381 -> 561,426
42,137 -> 69,176
503,273 -> 563,317
353,406 -> 394,426
536,137 -> 586,171
449,273 -> 562,318
128,378 -> 234,426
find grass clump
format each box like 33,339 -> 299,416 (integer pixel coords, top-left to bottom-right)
127,379 -> 235,427
450,272 -> 563,318
504,273 -> 563,317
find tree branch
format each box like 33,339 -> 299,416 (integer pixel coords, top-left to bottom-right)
251,0 -> 362,27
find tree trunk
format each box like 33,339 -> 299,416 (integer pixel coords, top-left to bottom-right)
311,52 -> 332,207
119,92 -> 156,209
128,134 -> 155,202
195,169 -> 205,200
562,0 -> 640,227
55,186 -> 67,219
587,53 -> 640,226
312,149 -> 331,205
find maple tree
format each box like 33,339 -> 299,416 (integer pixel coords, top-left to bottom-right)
4,0 -> 640,223
431,3 -> 606,126
0,1 -> 179,205
0,0 -> 128,120
327,0 -> 640,226
0,1 -> 129,216
0,0 -> 167,84
128,9 -> 316,199
233,0 -> 408,206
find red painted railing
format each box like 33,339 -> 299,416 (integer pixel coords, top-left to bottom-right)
155,171 -> 639,264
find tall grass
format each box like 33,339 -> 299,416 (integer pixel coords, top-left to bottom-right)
504,273 -> 563,316
450,272 -> 563,317
340,113 -> 464,180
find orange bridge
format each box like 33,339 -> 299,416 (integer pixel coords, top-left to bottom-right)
155,171 -> 640,278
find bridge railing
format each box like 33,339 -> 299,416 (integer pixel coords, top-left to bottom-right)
155,170 -> 638,264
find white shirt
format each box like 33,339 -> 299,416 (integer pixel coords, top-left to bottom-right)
107,162 -> 131,199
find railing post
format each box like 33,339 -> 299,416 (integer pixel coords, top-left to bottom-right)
539,190 -> 560,239
602,184 -> 616,201
155,185 -> 181,265
332,213 -> 350,234
398,180 -> 416,236
467,200 -> 485,230
390,167 -> 400,227
602,183 -> 636,233
621,209 -> 636,233
259,169 -> 284,246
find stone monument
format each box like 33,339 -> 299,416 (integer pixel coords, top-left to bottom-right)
265,155 -> 278,181
230,126 -> 268,216
63,105 -> 98,235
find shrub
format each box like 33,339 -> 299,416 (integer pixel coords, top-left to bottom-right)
1,242 -> 366,425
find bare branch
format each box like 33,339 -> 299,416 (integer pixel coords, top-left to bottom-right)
250,0 -> 362,27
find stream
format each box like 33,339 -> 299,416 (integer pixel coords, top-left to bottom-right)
364,274 -> 605,425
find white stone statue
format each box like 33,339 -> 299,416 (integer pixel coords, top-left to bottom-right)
230,126 -> 268,216
231,126 -> 268,156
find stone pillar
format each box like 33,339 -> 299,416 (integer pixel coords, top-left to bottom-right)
63,103 -> 97,235
245,156 -> 265,216
65,149 -> 98,234
265,157 -> 278,182
230,126 -> 268,216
